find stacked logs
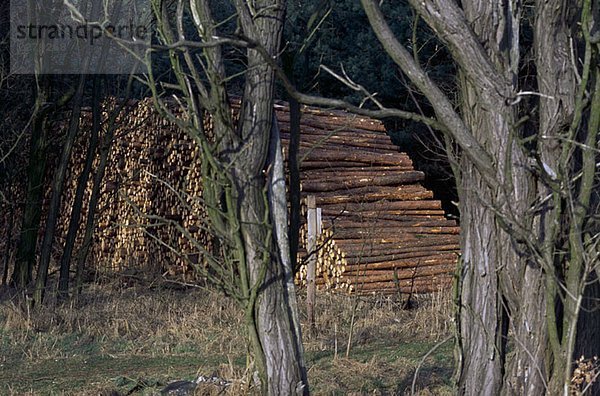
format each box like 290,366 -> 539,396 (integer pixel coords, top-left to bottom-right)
42,98 -> 457,293
276,103 -> 460,295
295,227 -> 351,292
53,98 -> 213,278
94,99 -> 213,276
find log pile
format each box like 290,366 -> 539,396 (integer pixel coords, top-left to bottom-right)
24,97 -> 458,294
295,227 -> 351,293
52,98 -> 213,279
93,99 -> 213,276
276,103 -> 460,295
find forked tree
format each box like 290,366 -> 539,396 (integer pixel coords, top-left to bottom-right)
145,1 -> 308,394
262,0 -> 598,394
354,1 -> 600,394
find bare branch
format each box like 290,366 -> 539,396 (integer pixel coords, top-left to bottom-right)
319,64 -> 384,109
407,0 -> 506,99
360,0 -> 498,185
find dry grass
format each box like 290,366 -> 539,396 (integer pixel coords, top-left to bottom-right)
2,283 -> 245,356
303,290 -> 453,350
300,290 -> 454,395
0,279 -> 454,395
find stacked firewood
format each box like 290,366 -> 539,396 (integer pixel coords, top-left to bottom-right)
54,98 -> 213,278
98,99 -> 212,275
277,103 -> 460,295
295,227 -> 351,292
45,98 -> 457,294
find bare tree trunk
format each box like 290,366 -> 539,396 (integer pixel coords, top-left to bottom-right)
449,1 -> 551,391
237,47 -> 307,396
12,77 -> 52,289
455,170 -> 505,395
456,94 -> 545,395
287,97 -> 302,272
75,95 -> 124,294
58,77 -> 100,299
265,115 -> 308,394
233,4 -> 307,393
357,0 -> 596,394
33,76 -> 85,305
281,26 -> 309,273
533,2 -> 583,393
2,197 -> 14,286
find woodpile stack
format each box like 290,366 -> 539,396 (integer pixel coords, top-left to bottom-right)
276,103 -> 460,295
94,99 -> 212,276
36,97 -> 458,293
295,227 -> 351,293
54,98 -> 213,278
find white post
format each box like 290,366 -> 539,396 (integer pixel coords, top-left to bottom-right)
306,195 -> 318,331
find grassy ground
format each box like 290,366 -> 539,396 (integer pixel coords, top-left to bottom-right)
0,279 -> 455,395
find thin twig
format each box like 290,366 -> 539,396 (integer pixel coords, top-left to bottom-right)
411,335 -> 453,396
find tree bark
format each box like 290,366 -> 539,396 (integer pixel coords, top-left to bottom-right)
150,1 -> 308,393
33,75 -> 85,305
533,2 -> 580,393
2,198 -> 14,286
236,17 -> 307,396
287,97 -> 302,273
75,97 -> 123,294
231,2 -> 308,394
266,115 -> 309,394
58,77 -> 100,299
358,0 -> 587,394
12,77 -> 52,288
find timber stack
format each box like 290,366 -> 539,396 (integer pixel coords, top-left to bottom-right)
7,97 -> 458,293
91,99 -> 213,277
276,103 -> 460,295
54,98 -> 213,280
